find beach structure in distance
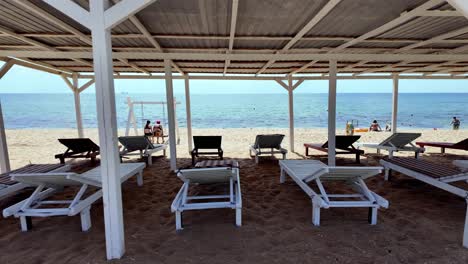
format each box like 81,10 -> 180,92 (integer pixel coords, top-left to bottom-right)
1,0 -> 468,260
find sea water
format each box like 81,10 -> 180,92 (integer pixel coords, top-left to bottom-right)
0,93 -> 466,130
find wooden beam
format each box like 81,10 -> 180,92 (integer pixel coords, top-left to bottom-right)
223,0 -> 239,75
104,0 -> 156,29
0,60 -> 14,79
43,0 -> 91,29
257,0 -> 342,75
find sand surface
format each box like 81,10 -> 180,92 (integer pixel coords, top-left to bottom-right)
0,128 -> 468,263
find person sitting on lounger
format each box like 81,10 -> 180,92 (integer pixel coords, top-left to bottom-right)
144,120 -> 153,140
369,120 -> 382,132
153,120 -> 164,144
451,116 -> 460,130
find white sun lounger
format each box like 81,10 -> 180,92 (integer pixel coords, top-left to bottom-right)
119,136 -> 167,165
0,164 -> 69,200
249,134 -> 287,164
380,157 -> 468,248
279,160 -> 388,225
357,133 -> 424,158
171,160 -> 241,230
3,163 -> 145,232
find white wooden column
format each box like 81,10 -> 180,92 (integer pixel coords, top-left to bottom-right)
184,75 -> 193,153
0,101 -> 10,173
328,61 -> 337,166
165,59 -> 177,171
44,0 -> 156,260
287,75 -> 295,152
89,1 -> 125,259
72,75 -> 84,138
392,74 -> 399,133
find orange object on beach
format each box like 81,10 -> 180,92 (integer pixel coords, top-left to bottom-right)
354,128 -> 369,133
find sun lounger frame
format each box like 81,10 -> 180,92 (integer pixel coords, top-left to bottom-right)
0,164 -> 69,200
416,138 -> 468,154
304,135 -> 364,163
379,158 -> 468,248
191,136 -> 224,166
119,136 -> 167,165
55,138 -> 100,164
357,133 -> 423,158
249,134 -> 287,163
171,166 -> 241,230
3,163 -> 145,232
279,160 -> 388,225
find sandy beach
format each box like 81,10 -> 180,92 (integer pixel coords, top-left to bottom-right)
5,127 -> 468,169
0,128 -> 468,263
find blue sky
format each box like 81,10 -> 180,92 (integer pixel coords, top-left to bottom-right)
1,63 -> 468,94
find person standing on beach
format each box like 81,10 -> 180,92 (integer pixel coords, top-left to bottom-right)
451,117 -> 460,130
153,120 -> 164,144
144,120 -> 153,141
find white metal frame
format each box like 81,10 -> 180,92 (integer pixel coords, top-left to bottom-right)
171,167 -> 242,231
119,138 -> 167,165
356,133 -> 424,158
279,160 -> 389,226
380,158 -> 468,248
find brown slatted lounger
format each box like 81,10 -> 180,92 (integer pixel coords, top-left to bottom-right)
416,138 -> 468,154
379,157 -> 468,248
304,135 -> 364,163
55,138 -> 100,164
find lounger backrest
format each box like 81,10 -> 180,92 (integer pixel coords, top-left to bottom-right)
11,172 -> 80,187
453,138 -> 468,149
193,136 -> 222,149
379,133 -> 421,148
322,135 -> 360,149
118,136 -> 154,152
321,167 -> 382,181
58,138 -> 99,153
178,167 -> 235,184
253,134 -> 285,149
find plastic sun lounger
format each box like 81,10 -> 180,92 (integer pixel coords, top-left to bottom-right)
119,136 -> 167,165
3,163 -> 145,232
171,160 -> 241,230
55,138 -> 100,164
0,164 -> 68,200
249,134 -> 287,164
379,157 -> 468,248
191,136 -> 224,166
304,135 -> 364,163
357,133 -> 423,158
416,138 -> 468,154
279,160 -> 388,226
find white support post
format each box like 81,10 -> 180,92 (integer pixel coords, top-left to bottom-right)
72,75 -> 84,138
287,75 -> 295,152
184,75 -> 193,153
0,101 -> 10,173
89,0 -> 124,259
392,74 -> 399,133
328,60 -> 337,166
165,59 -> 177,171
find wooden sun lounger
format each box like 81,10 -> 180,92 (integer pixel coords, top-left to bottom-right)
304,135 -> 364,163
249,134 -> 287,164
119,136 -> 167,165
191,136 -> 223,166
357,132 -> 424,158
379,157 -> 468,248
279,160 -> 388,225
171,160 -> 241,230
416,138 -> 468,154
0,164 -> 67,200
3,163 -> 145,232
55,138 -> 100,164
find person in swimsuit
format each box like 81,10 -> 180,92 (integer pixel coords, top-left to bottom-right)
451,117 -> 461,130
153,120 -> 164,144
144,120 -> 153,142
369,120 -> 382,132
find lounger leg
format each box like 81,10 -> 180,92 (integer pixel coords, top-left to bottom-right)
368,207 -> 378,225
236,208 -> 242,227
384,168 -> 391,181
175,211 -> 183,231
356,153 -> 360,164
463,202 -> 468,248
137,171 -> 143,186
147,155 -> 153,166
305,147 -> 309,156
376,149 -> 381,155
80,207 -> 92,231
280,168 -> 286,183
282,153 -> 286,160
255,155 -> 259,164
20,216 -> 32,231
312,203 -> 320,226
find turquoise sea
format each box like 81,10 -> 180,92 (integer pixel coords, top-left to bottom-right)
0,93 -> 466,130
